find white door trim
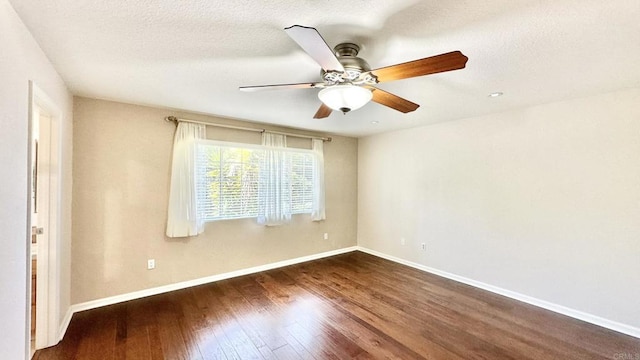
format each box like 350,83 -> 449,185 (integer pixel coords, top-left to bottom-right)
28,82 -> 62,354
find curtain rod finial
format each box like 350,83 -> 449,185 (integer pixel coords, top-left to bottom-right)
165,116 -> 178,124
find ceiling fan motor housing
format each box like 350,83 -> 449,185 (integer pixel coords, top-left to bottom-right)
321,43 -> 372,83
334,43 -> 360,57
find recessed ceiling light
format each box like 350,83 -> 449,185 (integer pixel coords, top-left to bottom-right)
488,92 -> 503,98
371,120 -> 379,124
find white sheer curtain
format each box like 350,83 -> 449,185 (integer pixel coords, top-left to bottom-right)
166,122 -> 206,237
311,138 -> 326,221
258,132 -> 291,226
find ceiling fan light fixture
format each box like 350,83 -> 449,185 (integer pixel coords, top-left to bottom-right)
318,85 -> 372,113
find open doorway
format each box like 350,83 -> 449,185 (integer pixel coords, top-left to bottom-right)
28,82 -> 61,357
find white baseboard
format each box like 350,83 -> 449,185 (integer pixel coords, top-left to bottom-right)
57,307 -> 73,342
61,246 -> 358,337
356,246 -> 640,339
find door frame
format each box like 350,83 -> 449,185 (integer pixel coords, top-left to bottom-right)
27,81 -> 62,355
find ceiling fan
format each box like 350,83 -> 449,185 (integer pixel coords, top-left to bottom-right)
240,25 -> 468,119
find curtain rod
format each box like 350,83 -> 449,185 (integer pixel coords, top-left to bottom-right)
165,116 -> 331,142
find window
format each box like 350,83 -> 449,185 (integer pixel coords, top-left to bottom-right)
195,140 -> 316,221
290,151 -> 314,214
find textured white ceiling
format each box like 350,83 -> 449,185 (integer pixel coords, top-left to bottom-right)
9,0 -> 640,137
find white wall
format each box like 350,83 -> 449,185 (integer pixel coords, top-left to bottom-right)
358,88 -> 640,331
0,1 -> 73,358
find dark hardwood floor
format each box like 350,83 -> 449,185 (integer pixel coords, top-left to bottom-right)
34,251 -> 640,359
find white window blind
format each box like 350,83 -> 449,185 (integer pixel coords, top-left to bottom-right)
290,151 -> 314,214
195,141 -> 316,221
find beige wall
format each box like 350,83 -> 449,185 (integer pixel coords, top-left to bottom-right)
0,1 -> 73,358
72,97 -> 358,304
358,87 -> 640,329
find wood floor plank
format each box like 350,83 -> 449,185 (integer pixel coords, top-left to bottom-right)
195,329 -> 229,360
155,314 -> 194,359
147,321 -> 166,360
269,344 -> 300,360
280,262 -> 467,359
73,306 -> 119,360
35,251 -> 640,359
205,283 -> 264,360
256,271 -> 417,360
213,282 -> 288,351
340,252 -> 638,358
214,279 -> 316,359
320,258 -> 561,358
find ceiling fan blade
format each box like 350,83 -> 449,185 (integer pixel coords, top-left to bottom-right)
368,51 -> 468,83
284,25 -> 345,72
313,103 -> 333,119
239,82 -> 324,92
368,86 -> 420,113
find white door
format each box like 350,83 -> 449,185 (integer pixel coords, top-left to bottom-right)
28,82 -> 61,354
33,108 -> 51,351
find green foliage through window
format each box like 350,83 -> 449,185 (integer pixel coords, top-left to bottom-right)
196,141 -> 315,221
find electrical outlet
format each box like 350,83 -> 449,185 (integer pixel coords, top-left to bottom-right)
421,243 -> 426,251
401,238 -> 406,246
324,233 -> 329,240
147,259 -> 155,270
